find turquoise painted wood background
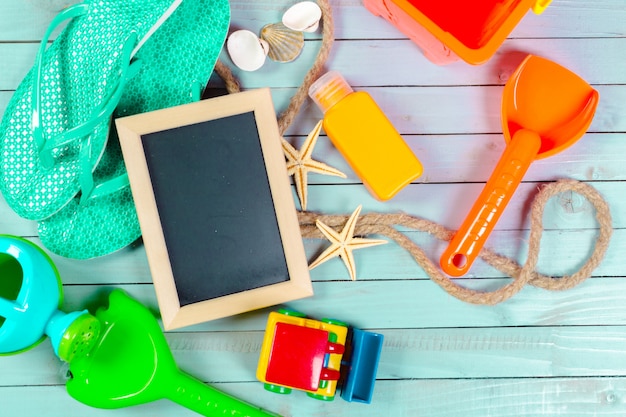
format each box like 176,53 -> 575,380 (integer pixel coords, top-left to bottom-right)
1,0 -> 626,416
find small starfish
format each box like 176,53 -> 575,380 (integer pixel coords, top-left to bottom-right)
282,120 -> 346,211
309,205 -> 387,281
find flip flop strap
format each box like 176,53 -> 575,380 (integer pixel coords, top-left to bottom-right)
37,40 -> 141,162
31,0 -> 184,153
31,4 -> 142,198
86,172 -> 130,202
80,80 -> 204,203
32,3 -> 89,155
75,40 -> 140,201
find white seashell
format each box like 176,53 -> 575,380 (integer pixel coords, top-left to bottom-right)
282,1 -> 322,33
260,23 -> 305,63
226,30 -> 269,72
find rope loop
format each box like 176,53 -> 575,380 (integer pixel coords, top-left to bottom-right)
298,180 -> 612,304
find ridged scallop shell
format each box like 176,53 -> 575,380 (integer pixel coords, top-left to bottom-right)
260,23 -> 305,63
282,1 -> 322,33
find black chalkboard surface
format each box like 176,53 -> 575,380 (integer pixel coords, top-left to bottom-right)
116,89 -> 313,330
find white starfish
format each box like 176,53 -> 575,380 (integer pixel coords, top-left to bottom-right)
282,120 -> 346,211
309,205 -> 387,281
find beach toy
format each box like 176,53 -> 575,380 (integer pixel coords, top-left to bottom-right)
440,55 -> 599,277
364,0 -> 552,65
0,235 -> 277,415
0,235 -> 100,362
67,289 -> 281,417
0,235 -> 99,362
257,309 -> 384,404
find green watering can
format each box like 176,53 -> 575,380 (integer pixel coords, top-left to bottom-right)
0,235 -> 100,361
0,234 -> 279,417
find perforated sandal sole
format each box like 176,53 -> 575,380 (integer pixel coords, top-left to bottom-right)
0,0 -> 182,221
38,0 -> 231,259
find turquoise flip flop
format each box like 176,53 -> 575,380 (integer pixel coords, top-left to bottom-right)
0,0 -> 182,221
37,130 -> 139,259
38,0 -> 231,259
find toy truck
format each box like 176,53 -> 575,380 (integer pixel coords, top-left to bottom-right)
256,309 -> 384,404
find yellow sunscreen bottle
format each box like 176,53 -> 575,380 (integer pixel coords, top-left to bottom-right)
308,71 -> 423,200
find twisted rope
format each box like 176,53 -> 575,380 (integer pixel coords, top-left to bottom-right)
214,2 -> 613,304
298,180 -> 612,304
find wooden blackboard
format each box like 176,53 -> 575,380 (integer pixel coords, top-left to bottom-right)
116,89 -> 313,330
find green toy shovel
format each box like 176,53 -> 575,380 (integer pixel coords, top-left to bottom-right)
67,289 -> 280,417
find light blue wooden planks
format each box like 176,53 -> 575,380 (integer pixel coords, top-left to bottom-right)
40,277 -> 626,333
4,326 -> 626,386
0,0 -> 625,416
4,37 -> 626,92
3,85 -> 626,135
1,379 -> 626,416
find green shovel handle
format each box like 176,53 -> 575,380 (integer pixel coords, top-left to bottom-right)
168,371 -> 281,417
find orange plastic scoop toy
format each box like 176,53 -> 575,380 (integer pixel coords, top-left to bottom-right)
440,55 -> 599,277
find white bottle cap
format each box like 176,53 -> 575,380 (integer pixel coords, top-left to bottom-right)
308,71 -> 354,113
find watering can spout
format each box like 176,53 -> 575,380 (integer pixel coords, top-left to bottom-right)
46,309 -> 101,362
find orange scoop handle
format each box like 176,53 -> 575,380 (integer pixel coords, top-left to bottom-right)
440,129 -> 542,277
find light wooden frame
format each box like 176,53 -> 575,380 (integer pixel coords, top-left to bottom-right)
116,88 -> 313,330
